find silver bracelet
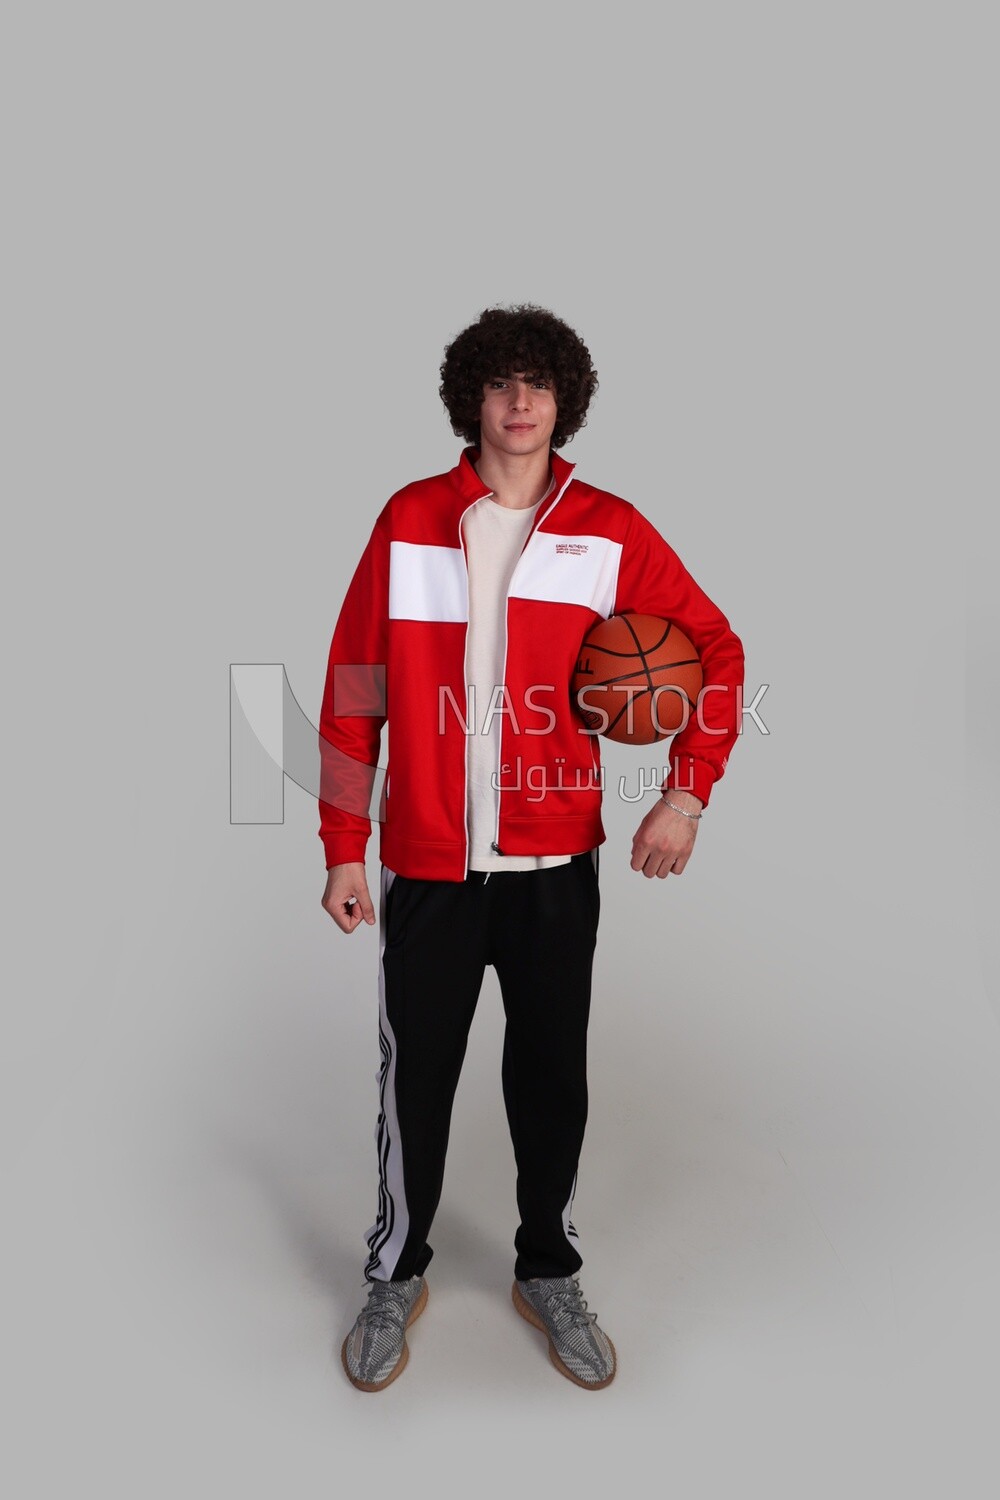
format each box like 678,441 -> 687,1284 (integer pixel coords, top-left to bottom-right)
661,795 -> 702,820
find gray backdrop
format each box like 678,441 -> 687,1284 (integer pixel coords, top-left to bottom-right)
4,3 -> 997,1497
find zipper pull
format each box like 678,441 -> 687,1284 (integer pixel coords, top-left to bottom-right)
490,841 -> 503,854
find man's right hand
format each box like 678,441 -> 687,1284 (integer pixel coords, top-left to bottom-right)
322,862 -> 376,933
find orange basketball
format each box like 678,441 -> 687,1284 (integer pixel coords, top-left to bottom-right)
571,613 -> 703,745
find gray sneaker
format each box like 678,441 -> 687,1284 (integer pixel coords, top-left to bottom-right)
341,1275 -> 428,1391
512,1275 -> 617,1389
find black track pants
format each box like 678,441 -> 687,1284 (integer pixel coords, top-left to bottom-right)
363,849 -> 600,1284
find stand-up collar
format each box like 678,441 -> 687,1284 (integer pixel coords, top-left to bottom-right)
452,445 -> 576,503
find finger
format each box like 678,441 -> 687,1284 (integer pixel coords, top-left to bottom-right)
631,843 -> 649,873
646,847 -> 677,878
325,894 -> 361,933
356,886 -> 376,926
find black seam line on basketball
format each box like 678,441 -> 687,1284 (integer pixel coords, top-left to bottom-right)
584,623 -> 674,660
605,689 -> 652,736
621,613 -> 657,698
605,694 -> 632,734
620,617 -> 673,656
633,685 -> 696,710
603,684 -> 696,735
584,658 -> 700,689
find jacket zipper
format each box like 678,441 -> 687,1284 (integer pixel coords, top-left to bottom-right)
458,494 -> 488,878
491,467 -> 576,855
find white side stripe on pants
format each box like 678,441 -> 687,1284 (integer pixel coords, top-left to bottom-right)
562,1168 -> 580,1244
363,865 -> 410,1281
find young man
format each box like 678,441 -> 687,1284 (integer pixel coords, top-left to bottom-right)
318,305 -> 744,1392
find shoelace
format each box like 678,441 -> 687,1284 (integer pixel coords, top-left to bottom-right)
537,1276 -> 599,1328
362,1282 -> 411,1333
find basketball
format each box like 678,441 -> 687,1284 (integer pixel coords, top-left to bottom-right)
571,613 -> 703,745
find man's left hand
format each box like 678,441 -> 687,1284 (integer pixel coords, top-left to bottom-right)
630,790 -> 704,879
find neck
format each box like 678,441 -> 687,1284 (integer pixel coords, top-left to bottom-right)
474,442 -> 552,510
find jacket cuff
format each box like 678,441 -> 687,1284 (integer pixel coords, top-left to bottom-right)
321,831 -> 370,869
662,755 -> 716,808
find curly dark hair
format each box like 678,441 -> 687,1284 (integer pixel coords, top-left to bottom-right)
439,304 -> 598,450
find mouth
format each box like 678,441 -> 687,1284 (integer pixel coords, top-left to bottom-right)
504,423 -> 535,432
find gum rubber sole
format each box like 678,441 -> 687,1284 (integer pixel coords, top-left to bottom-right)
341,1278 -> 429,1392
511,1281 -> 617,1390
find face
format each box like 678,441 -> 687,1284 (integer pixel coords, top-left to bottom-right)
478,371 -> 557,459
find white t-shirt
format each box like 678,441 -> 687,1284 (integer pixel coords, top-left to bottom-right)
462,484 -> 572,873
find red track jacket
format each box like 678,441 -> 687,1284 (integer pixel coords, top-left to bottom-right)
318,447 -> 744,882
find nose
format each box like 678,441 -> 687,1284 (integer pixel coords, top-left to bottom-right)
509,381 -> 532,410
